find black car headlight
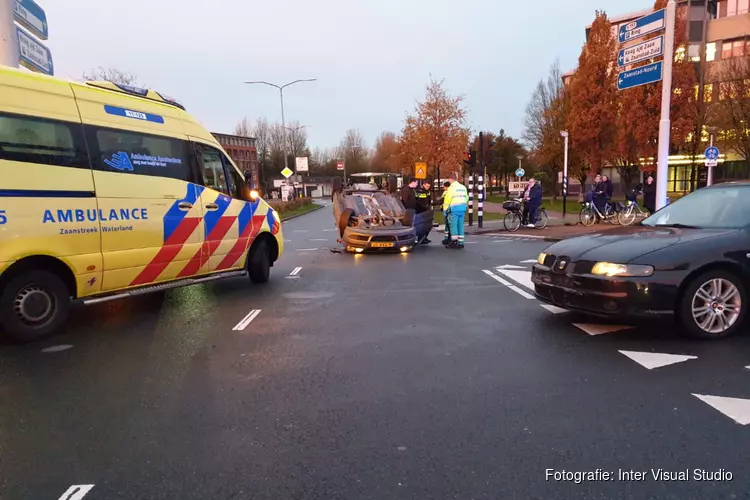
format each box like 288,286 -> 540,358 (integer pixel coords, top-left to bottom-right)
591,262 -> 654,277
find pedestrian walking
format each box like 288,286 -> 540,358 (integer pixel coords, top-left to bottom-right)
443,172 -> 468,249
643,175 -> 656,214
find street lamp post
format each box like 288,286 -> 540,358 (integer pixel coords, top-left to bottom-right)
560,131 -> 569,217
706,126 -> 719,187
245,78 -> 316,178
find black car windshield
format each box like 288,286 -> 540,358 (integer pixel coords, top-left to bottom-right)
641,184 -> 750,229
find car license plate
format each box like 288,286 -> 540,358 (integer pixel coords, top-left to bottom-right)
371,242 -> 394,248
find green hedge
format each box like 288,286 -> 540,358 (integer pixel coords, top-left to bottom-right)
268,197 -> 313,214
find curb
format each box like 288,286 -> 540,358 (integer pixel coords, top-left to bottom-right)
280,204 -> 325,222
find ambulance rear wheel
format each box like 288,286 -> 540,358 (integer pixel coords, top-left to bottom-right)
0,270 -> 70,343
248,240 -> 271,284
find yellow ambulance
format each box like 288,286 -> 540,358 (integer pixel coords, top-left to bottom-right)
0,66 -> 284,342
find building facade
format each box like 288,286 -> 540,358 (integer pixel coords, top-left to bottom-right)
566,0 -> 750,193
211,132 -> 260,189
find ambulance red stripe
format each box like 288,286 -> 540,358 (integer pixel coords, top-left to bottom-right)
216,214 -> 267,271
176,216 -> 238,278
129,217 -> 202,286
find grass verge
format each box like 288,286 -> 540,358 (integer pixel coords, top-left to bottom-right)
280,203 -> 321,221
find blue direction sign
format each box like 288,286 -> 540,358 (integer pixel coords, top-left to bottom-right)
617,61 -> 663,91
16,26 -> 53,75
515,168 -> 525,178
618,9 -> 665,44
618,36 -> 664,68
705,146 -> 719,160
13,0 -> 48,40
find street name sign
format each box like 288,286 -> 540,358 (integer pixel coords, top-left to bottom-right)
618,36 -> 663,68
618,9 -> 665,43
415,162 -> 427,179
515,168 -> 525,178
336,161 -> 344,171
617,61 -> 663,91
295,156 -> 308,172
509,181 -> 528,193
281,166 -> 293,178
13,0 -> 48,40
16,26 -> 53,75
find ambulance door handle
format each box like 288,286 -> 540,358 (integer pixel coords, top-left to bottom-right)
178,202 -> 193,210
205,203 -> 219,211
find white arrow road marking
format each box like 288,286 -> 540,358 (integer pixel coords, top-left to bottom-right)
482,270 -> 534,299
572,323 -> 634,336
58,485 -> 94,500
309,238 -> 328,241
520,259 -> 538,263
540,304 -> 568,314
296,248 -> 318,252
293,229 -> 309,232
495,269 -> 535,291
496,264 -> 526,270
233,310 -> 261,331
693,394 -> 750,425
618,350 -> 697,370
289,267 -> 302,276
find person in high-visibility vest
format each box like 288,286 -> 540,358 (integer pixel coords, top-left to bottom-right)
442,171 -> 468,249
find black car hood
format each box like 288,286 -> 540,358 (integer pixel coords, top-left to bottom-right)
545,226 -> 736,263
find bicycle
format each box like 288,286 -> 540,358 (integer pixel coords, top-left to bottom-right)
503,199 -> 549,232
617,191 -> 648,226
579,198 -> 618,226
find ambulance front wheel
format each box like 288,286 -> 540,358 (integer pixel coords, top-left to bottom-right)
0,270 -> 70,343
248,240 -> 271,284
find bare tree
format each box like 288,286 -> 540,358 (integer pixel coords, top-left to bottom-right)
253,118 -> 272,189
285,120 -> 309,160
339,128 -> 370,173
82,67 -> 140,86
714,56 -> 750,160
523,60 -> 563,153
370,131 -> 402,173
234,118 -> 251,137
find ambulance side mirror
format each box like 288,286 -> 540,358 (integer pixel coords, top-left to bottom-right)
244,170 -> 254,189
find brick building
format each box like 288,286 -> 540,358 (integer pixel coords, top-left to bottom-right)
211,132 -> 260,189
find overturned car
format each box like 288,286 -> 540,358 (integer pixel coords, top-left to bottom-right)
332,178 -> 433,253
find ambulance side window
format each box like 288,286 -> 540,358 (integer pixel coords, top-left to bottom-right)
223,159 -> 244,200
0,112 -> 89,168
195,144 -> 230,195
86,126 -> 188,180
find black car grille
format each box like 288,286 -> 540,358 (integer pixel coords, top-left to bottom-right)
370,235 -> 397,242
542,254 -> 556,267
544,254 -> 593,275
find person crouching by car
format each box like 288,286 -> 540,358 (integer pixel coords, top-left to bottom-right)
522,178 -> 543,228
443,172 -> 468,249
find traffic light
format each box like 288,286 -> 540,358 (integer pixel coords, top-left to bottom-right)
463,150 -> 476,167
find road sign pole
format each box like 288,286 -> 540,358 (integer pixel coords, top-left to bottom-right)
562,133 -> 569,218
0,0 -> 19,67
655,0 -> 676,211
707,134 -> 715,186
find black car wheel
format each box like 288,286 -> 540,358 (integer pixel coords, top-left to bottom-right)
0,270 -> 70,343
679,270 -> 746,339
248,240 -> 271,284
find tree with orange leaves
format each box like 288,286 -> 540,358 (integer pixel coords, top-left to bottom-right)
568,11 -> 618,179
399,78 -> 471,180
618,0 -> 698,177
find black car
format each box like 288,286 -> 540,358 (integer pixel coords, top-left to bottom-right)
531,182 -> 750,339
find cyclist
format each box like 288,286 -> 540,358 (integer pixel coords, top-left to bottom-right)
522,178 -> 543,228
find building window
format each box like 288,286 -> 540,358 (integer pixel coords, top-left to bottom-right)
741,0 -> 750,14
723,41 -> 733,58
707,42 -> 717,61
734,40 -> 745,57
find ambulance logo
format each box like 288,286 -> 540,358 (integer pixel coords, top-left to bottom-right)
104,151 -> 135,172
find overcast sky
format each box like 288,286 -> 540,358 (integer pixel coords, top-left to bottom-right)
45,0 -> 647,150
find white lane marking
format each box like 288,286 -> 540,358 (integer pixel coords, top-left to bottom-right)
540,304 -> 568,314
693,394 -> 750,425
232,309 -> 261,331
41,344 -> 73,353
323,228 -> 337,232
293,229 -> 309,232
482,270 -> 534,299
520,259 -> 538,263
290,267 -> 302,276
58,485 -> 95,500
296,248 -> 319,252
619,350 -> 697,370
309,238 -> 328,241
496,264 -> 526,270
493,240 -> 510,243
572,323 -> 634,336
495,269 -> 535,291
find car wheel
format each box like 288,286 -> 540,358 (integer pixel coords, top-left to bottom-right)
0,270 -> 70,343
248,240 -> 271,284
679,270 -> 747,339
338,208 -> 354,238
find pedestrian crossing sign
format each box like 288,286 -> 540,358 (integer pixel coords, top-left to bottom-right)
281,167 -> 293,178
415,162 -> 427,179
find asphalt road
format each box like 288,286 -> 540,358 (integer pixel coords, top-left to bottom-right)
2,202 -> 750,500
